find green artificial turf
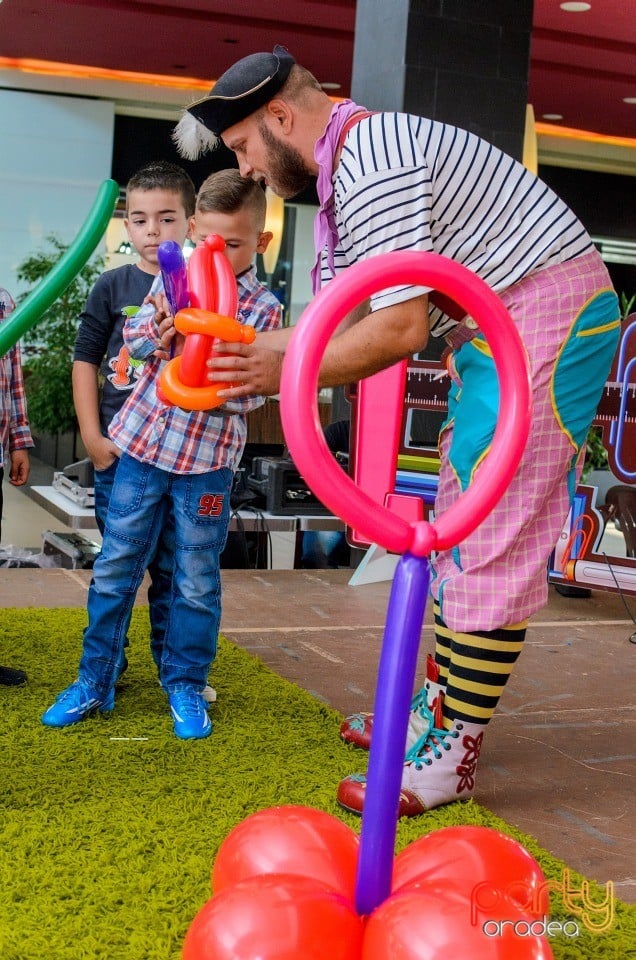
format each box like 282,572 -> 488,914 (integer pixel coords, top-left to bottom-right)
0,608 -> 633,959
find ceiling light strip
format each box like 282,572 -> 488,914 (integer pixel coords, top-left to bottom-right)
536,122 -> 636,150
0,56 -> 212,92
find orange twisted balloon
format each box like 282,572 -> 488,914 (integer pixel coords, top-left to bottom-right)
158,234 -> 254,410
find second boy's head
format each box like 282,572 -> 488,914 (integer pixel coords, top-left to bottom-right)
191,170 -> 272,276
125,161 -> 196,273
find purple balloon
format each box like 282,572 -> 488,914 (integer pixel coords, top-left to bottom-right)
157,240 -> 189,317
355,553 -> 430,916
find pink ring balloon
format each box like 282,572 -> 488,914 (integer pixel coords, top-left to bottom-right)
280,252 -> 532,555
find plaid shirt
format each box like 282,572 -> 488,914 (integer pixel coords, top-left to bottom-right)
109,267 -> 282,474
0,288 -> 34,469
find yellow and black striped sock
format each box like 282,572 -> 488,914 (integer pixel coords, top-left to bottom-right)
432,601 -> 451,685
441,619 -> 527,728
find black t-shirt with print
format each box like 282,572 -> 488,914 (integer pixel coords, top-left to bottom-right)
73,264 -> 155,432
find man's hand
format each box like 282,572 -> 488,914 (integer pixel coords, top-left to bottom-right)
8,449 -> 30,486
206,342 -> 284,398
203,293 -> 429,398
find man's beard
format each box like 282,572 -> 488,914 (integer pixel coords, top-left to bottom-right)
258,121 -> 313,199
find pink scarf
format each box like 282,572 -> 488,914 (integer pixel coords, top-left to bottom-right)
311,99 -> 368,294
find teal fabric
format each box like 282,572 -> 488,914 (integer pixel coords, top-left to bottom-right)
551,289 -> 620,450
444,339 -> 499,492
442,289 -> 619,497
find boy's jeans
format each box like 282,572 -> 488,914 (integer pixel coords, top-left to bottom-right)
94,456 -> 174,671
79,453 -> 233,695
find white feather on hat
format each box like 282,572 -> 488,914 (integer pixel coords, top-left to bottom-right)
172,110 -> 220,160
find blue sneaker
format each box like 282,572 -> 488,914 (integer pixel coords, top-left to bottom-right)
42,680 -> 114,728
169,689 -> 212,740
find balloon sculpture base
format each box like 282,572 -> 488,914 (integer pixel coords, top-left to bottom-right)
181,250 -> 542,958
181,555 -> 552,960
182,810 -> 551,960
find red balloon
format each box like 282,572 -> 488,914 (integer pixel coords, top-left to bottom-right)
392,826 -> 548,919
212,805 -> 360,902
362,883 -> 554,960
183,873 -> 364,960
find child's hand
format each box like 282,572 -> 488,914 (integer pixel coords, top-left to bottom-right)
154,319 -> 186,360
84,434 -> 119,472
154,314 -> 175,360
151,294 -> 184,359
8,449 -> 30,486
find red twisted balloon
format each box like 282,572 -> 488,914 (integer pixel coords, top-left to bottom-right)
159,234 -> 254,410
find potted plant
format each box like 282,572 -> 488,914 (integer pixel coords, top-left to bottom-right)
582,424 -> 608,483
16,235 -> 104,468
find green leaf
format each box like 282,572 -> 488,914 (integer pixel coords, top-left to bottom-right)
15,235 -> 104,436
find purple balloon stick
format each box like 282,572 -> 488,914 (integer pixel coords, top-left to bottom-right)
158,240 -> 189,316
355,552 -> 430,916
157,241 -> 189,359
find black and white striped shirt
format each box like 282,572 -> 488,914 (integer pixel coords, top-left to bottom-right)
322,113 -> 593,336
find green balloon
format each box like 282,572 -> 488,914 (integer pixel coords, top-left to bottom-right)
0,178 -> 119,356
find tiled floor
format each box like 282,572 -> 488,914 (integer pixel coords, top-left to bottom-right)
2,461 -> 635,905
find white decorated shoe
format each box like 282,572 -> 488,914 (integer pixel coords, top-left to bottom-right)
399,715 -> 485,813
340,654 -> 445,753
338,692 -> 484,818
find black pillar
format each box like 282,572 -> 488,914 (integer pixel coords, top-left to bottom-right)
350,0 -> 534,160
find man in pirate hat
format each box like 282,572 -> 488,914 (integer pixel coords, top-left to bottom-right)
173,46 -> 620,818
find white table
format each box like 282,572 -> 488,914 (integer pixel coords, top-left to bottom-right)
29,485 -> 97,530
28,486 -> 322,536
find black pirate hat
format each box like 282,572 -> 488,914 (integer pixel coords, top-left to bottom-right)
173,45 -> 295,159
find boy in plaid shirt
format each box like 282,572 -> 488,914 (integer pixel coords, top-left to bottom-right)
0,286 -> 34,688
42,172 -> 281,738
73,161 -> 196,693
